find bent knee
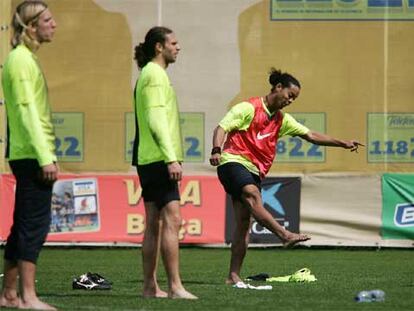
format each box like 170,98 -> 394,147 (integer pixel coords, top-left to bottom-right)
241,185 -> 261,202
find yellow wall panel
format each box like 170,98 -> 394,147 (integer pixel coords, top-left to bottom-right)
2,0 -> 412,173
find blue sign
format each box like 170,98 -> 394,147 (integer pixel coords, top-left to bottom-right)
225,177 -> 302,244
394,203 -> 414,227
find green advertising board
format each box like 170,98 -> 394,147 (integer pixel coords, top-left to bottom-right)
180,112 -> 205,162
52,112 -> 84,162
125,112 -> 204,163
367,113 -> 414,163
276,113 -> 325,163
381,173 -> 414,239
271,0 -> 414,21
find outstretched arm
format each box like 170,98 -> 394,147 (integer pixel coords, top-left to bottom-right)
300,131 -> 364,152
209,126 -> 227,166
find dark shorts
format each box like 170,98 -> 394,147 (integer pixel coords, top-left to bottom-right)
136,161 -> 180,209
5,159 -> 53,264
217,162 -> 261,200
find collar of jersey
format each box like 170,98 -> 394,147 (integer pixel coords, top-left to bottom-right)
261,97 -> 274,117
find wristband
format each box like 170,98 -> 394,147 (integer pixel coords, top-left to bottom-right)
211,146 -> 221,155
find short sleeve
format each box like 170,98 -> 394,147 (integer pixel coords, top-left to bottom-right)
279,112 -> 310,137
218,101 -> 255,132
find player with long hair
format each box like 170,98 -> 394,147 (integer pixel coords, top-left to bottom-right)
132,26 -> 197,299
1,1 -> 58,309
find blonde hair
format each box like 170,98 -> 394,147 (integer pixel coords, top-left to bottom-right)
11,0 -> 48,51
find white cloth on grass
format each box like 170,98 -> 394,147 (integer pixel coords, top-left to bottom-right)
233,281 -> 272,290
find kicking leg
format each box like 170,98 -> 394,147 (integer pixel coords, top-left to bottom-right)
241,185 -> 310,246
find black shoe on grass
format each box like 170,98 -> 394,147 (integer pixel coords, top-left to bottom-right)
72,272 -> 112,290
87,272 -> 113,286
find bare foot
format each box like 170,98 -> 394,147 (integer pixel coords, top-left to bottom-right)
0,292 -> 19,308
169,288 -> 198,300
225,272 -> 242,285
283,232 -> 310,248
18,298 -> 57,310
143,289 -> 168,298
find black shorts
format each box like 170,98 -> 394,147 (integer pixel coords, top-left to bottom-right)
217,162 -> 261,200
136,161 -> 180,209
5,159 -> 53,264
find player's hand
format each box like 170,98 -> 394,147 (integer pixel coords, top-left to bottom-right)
344,141 -> 365,153
167,161 -> 182,181
41,163 -> 58,184
209,153 -> 221,166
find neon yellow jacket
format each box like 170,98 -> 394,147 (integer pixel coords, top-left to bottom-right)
2,44 -> 56,166
133,62 -> 183,165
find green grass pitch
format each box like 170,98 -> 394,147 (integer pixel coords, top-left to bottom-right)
1,247 -> 413,310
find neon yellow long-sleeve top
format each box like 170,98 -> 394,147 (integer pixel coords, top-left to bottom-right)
2,44 -> 56,166
133,62 -> 183,165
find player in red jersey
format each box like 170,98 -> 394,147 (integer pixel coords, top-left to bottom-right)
210,68 -> 363,285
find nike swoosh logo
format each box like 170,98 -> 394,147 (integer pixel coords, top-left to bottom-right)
257,132 -> 272,140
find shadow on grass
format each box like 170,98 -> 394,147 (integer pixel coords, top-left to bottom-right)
183,280 -> 224,285
123,278 -> 223,286
40,292 -> 137,298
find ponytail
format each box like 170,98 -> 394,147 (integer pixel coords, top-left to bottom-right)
268,67 -> 301,91
134,26 -> 173,69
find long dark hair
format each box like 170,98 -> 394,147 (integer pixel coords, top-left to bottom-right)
134,26 -> 173,69
268,68 -> 301,91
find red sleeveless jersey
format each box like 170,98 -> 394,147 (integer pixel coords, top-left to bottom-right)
223,97 -> 283,178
